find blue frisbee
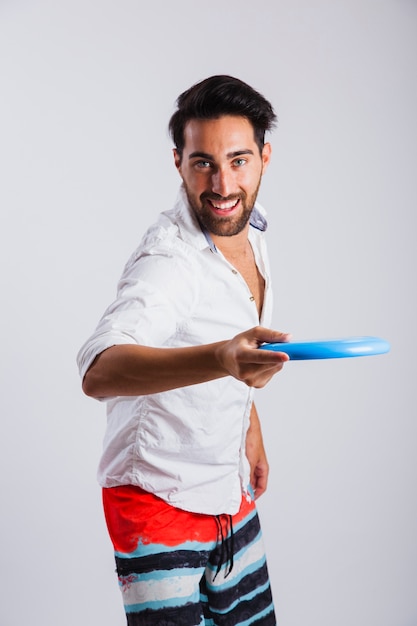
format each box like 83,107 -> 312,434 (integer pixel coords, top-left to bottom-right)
259,336 -> 390,360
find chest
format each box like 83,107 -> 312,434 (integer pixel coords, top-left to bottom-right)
230,256 -> 265,319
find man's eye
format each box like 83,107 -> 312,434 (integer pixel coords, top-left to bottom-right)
233,158 -> 247,167
195,161 -> 211,169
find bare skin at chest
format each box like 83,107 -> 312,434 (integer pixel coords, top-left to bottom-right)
220,241 -> 265,320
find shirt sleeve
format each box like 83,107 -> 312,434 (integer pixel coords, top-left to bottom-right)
76,242 -> 200,380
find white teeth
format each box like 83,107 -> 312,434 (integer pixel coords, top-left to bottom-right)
211,199 -> 238,210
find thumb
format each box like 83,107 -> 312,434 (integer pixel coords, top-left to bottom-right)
251,327 -> 292,346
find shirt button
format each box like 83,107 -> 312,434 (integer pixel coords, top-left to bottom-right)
232,269 -> 238,274
249,296 -> 255,301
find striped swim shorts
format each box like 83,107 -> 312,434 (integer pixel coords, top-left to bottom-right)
102,485 -> 276,625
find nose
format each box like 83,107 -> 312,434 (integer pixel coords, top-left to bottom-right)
211,167 -> 234,197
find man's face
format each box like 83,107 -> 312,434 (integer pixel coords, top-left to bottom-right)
174,116 -> 271,239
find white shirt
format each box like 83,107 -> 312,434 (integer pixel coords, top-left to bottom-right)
77,187 -> 273,515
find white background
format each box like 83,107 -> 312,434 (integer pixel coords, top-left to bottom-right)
1,1 -> 416,624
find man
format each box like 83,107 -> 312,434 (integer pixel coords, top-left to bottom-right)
77,75 -> 290,626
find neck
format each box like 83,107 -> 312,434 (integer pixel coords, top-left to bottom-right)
210,225 -> 251,258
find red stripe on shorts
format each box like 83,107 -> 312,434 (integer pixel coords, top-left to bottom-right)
102,485 -> 255,555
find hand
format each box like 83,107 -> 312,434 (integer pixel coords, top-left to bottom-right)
215,326 -> 291,388
246,404 -> 269,499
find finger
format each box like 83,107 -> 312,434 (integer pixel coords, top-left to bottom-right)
250,327 -> 292,346
242,361 -> 287,387
253,473 -> 268,499
239,348 -> 290,365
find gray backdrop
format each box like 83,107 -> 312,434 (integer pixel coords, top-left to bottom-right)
1,1 -> 416,625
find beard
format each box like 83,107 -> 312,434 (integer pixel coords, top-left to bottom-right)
183,179 -> 261,237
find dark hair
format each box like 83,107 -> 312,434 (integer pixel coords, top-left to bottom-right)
169,75 -> 277,158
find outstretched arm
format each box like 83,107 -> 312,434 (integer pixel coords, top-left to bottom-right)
246,403 -> 269,499
82,326 -> 290,398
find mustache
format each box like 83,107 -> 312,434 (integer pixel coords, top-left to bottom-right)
200,192 -> 245,202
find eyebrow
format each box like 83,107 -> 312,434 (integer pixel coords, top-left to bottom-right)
188,149 -> 255,160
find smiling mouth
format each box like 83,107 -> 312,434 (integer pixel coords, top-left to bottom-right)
207,198 -> 240,212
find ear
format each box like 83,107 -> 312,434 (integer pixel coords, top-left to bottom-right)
173,148 -> 182,173
261,142 -> 272,174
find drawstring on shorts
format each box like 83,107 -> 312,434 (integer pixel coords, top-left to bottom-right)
213,514 -> 234,580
